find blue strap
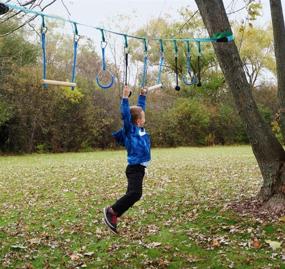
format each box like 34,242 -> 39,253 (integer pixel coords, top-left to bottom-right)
71,23 -> 79,90
182,40 -> 198,86
101,45 -> 106,71
157,39 -> 164,84
41,15 -> 47,89
141,38 -> 148,88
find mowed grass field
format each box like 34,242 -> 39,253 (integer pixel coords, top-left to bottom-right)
0,146 -> 285,268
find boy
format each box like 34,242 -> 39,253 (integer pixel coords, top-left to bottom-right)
103,86 -> 151,234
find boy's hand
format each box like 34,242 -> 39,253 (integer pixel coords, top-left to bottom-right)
140,88 -> 148,96
123,86 -> 131,98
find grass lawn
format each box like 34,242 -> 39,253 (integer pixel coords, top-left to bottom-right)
0,146 -> 285,268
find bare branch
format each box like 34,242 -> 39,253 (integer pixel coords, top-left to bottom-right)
60,0 -> 71,16
0,0 -> 58,37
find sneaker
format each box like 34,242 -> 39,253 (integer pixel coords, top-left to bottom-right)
103,207 -> 118,234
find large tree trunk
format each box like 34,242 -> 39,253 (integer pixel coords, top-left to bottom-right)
270,0 -> 285,144
195,0 -> 285,212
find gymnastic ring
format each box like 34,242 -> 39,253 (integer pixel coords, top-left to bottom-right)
96,69 -> 115,89
182,74 -> 198,86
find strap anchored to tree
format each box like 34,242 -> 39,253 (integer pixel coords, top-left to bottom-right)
211,31 -> 234,42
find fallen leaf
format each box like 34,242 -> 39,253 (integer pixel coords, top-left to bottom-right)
69,253 -> 81,261
29,238 -> 41,245
11,244 -> 26,250
265,240 -> 281,251
84,252 -> 94,257
251,238 -> 262,249
145,242 -> 162,248
211,239 -> 220,248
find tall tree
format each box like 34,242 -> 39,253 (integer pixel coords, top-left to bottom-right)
270,0 -> 285,143
195,0 -> 285,212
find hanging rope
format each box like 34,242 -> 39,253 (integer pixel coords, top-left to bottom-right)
141,38 -> 148,88
157,39 -> 165,85
173,40 -> 180,91
182,40 -> 197,86
96,29 -> 115,89
123,34 -> 129,86
123,34 -> 132,97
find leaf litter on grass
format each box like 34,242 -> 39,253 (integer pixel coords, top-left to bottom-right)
0,146 -> 285,268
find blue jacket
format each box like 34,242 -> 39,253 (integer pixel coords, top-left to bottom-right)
112,95 -> 151,165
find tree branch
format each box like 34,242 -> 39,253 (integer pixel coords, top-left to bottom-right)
0,0 -> 58,37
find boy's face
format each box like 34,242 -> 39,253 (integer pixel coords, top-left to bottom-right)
136,111 -> 145,127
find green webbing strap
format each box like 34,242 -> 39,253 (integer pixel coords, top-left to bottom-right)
173,39 -> 178,56
143,38 -> 148,54
3,3 -> 235,43
211,31 -> 234,42
159,39 -> 164,54
100,28 -> 106,43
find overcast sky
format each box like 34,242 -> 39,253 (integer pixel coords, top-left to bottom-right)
43,0 -> 278,38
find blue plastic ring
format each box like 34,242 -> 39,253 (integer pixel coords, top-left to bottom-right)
182,74 -> 198,86
96,69 -> 115,89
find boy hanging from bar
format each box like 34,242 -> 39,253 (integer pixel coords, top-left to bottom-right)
103,86 -> 151,234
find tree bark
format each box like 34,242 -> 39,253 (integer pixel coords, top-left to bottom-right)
195,0 -> 285,212
270,0 -> 285,144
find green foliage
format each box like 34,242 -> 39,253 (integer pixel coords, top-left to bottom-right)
258,104 -> 273,125
62,86 -> 84,104
168,98 -> 210,145
234,24 -> 275,85
0,100 -> 13,127
247,2 -> 262,22
210,103 -> 248,144
271,120 -> 283,144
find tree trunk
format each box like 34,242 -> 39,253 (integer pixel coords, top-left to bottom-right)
270,0 -> 285,144
195,0 -> 285,212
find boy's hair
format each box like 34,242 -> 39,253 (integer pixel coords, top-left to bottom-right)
130,106 -> 143,124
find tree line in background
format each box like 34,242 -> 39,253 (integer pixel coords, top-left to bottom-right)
0,6 -> 280,153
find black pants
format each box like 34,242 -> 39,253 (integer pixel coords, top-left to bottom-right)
112,164 -> 145,217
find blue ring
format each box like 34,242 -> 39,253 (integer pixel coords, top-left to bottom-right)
182,74 -> 198,86
96,69 -> 115,89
